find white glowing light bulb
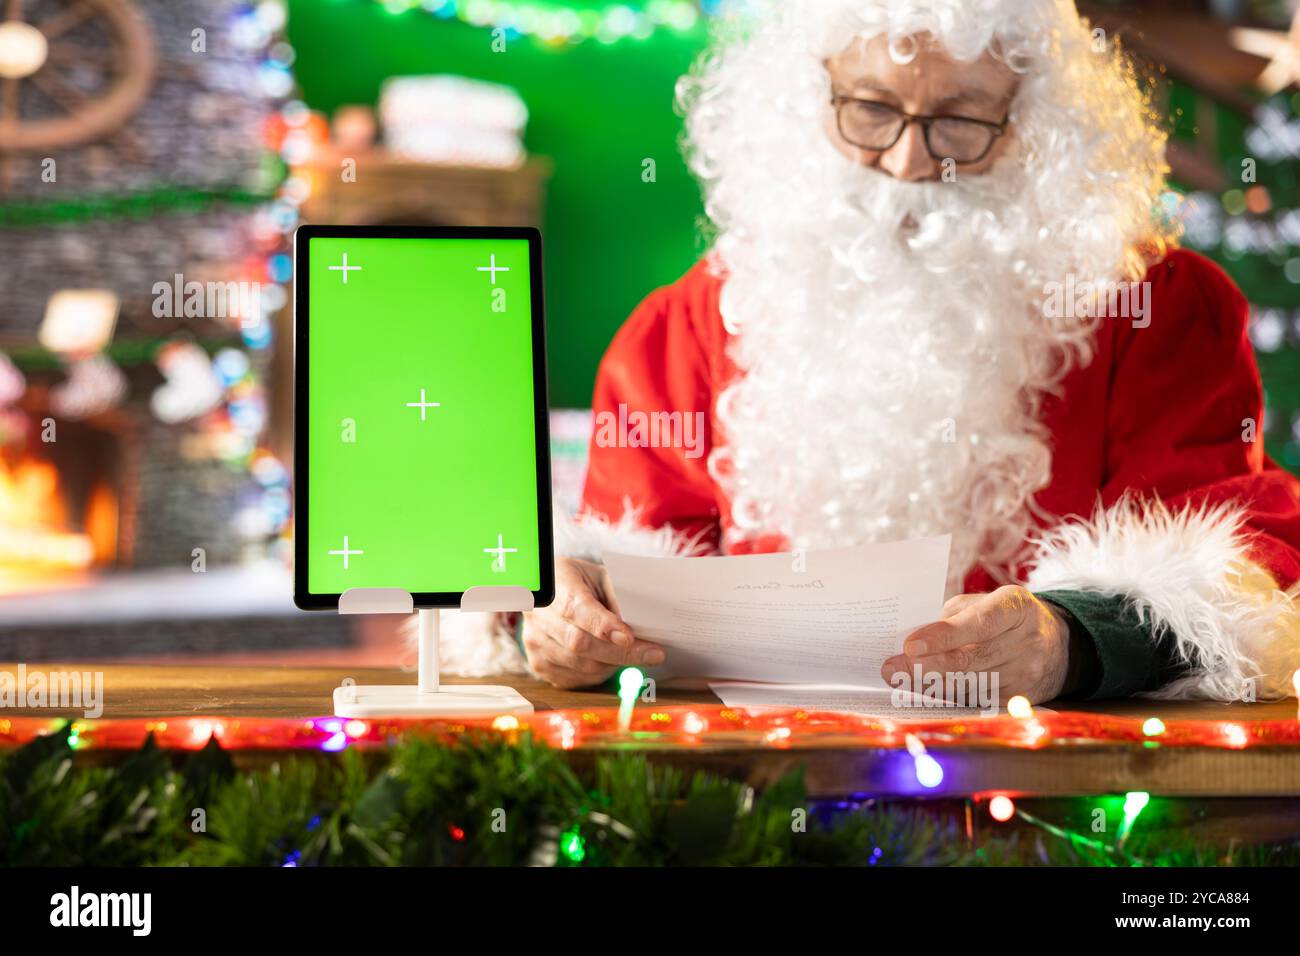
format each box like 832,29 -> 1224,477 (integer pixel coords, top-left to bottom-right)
988,795 -> 1015,822
0,22 -> 48,80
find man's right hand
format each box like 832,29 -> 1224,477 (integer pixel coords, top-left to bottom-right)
522,556 -> 665,689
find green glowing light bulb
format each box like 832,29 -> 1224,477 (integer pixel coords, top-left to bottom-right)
618,667 -> 644,702
1123,791 -> 1150,816
560,828 -> 586,863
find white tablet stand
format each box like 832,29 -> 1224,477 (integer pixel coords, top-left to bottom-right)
332,586 -> 536,717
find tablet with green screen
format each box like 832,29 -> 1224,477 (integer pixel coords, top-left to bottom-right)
293,225 -> 553,609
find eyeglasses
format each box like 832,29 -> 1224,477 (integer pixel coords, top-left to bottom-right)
830,94 -> 1009,164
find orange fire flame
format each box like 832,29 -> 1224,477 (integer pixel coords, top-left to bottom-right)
0,452 -> 114,593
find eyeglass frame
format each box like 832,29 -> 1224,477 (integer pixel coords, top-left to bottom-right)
829,93 -> 1010,164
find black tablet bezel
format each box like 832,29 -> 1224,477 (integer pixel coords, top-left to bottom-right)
292,224 -> 555,610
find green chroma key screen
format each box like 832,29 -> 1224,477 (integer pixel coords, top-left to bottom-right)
294,227 -> 553,608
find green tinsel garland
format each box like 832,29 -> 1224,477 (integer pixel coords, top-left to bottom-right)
2,723 -> 1298,867
0,185 -> 279,229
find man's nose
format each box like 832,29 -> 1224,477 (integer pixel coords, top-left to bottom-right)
878,121 -> 938,181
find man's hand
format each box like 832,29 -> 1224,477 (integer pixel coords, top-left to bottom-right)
880,585 -> 1071,705
522,557 -> 665,689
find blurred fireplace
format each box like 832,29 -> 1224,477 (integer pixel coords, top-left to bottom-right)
0,368 -> 354,662
0,393 -> 135,595
1,358 -> 257,591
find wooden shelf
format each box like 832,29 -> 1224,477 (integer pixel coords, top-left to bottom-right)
296,151 -> 552,228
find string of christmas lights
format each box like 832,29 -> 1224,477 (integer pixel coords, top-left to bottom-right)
4,702 -> 1298,756
367,0 -> 716,46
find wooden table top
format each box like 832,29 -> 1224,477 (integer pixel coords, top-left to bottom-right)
1,661 -> 1294,723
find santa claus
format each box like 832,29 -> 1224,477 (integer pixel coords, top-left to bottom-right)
442,0 -> 1300,704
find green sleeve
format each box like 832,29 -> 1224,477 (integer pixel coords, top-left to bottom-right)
1034,589 -> 1193,700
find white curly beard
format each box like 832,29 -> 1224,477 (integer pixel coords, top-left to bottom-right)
708,141 -> 1101,595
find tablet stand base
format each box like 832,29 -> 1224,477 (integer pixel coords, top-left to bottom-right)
333,586 -> 535,718
332,682 -> 533,718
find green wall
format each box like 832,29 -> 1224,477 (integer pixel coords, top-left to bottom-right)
287,0 -> 709,407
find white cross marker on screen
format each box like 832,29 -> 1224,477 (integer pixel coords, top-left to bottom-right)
476,254 -> 510,285
405,388 -> 441,421
328,536 -> 364,570
483,533 -> 518,572
328,253 -> 362,283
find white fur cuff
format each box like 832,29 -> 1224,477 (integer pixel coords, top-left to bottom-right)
1026,496 -> 1300,701
553,505 -> 708,564
429,608 -> 530,678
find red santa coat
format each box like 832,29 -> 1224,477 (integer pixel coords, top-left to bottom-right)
562,248 -> 1300,700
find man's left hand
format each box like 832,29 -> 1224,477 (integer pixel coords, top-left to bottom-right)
880,585 -> 1071,705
